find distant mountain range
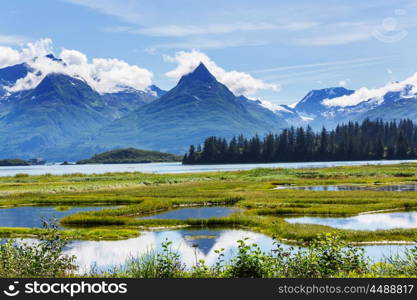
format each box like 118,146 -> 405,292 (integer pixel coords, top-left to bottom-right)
293,84 -> 417,129
1,55 -> 417,161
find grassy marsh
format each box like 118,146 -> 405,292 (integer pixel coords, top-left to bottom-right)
1,163 -> 417,243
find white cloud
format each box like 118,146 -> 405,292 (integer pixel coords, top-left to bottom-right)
294,32 -> 371,46
60,49 -> 88,65
0,38 -> 53,68
338,79 -> 350,87
257,99 -> 292,113
154,38 -> 267,50
87,57 -> 153,93
2,39 -> 153,94
0,47 -> 21,68
323,72 -> 417,107
136,22 -> 317,37
164,50 -> 279,95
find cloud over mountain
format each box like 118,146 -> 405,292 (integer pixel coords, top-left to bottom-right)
164,49 -> 279,96
2,39 -> 153,94
323,71 -> 417,107
0,38 -> 53,68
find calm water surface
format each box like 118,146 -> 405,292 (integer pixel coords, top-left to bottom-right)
286,211 -> 417,230
0,206 -> 111,228
0,159 -> 416,176
275,185 -> 417,191
139,206 -> 239,220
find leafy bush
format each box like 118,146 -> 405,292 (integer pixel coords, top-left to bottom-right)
226,238 -> 273,278
155,240 -> 185,278
0,220 -> 77,277
273,233 -> 368,277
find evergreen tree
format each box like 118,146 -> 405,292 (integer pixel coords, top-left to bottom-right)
183,119 -> 417,164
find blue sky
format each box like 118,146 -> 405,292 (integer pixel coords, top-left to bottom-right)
1,0 -> 417,105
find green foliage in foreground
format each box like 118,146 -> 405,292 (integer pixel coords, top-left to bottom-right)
77,147 -> 181,164
105,233 -> 370,278
95,233 -> 417,278
0,222 -> 78,277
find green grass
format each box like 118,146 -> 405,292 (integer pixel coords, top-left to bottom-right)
0,227 -> 140,240
1,162 -> 417,242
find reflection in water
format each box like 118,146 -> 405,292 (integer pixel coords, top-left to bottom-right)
0,206 -> 111,228
139,207 -> 239,220
65,229 -> 275,272
286,212 -> 417,230
275,185 -> 417,191
61,229 -> 415,273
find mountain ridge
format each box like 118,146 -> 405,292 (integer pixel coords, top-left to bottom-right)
2,56 -> 417,160
86,62 -> 289,155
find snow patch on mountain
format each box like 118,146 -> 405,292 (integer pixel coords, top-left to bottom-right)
2,39 -> 154,94
257,99 -> 293,113
323,72 -> 417,107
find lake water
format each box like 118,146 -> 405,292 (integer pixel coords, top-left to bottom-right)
139,207 -> 240,220
286,211 -> 417,230
57,228 -> 415,272
0,159 -> 416,177
275,185 -> 417,192
0,206 -> 110,228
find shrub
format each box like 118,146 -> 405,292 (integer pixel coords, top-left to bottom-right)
225,238 -> 274,278
0,220 -> 77,277
272,233 -> 368,277
384,245 -> 417,276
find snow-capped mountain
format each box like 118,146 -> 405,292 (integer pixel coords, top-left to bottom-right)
292,74 -> 417,129
294,87 -> 354,118
0,55 -> 165,160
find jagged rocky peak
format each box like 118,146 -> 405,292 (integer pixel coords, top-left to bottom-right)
178,62 -> 217,85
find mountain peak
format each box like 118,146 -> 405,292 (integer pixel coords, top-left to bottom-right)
45,54 -> 64,63
178,62 -> 216,85
34,73 -> 92,96
294,87 -> 355,116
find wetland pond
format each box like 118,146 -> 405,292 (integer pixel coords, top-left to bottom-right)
0,206 -> 111,228
139,206 -> 240,220
274,184 -> 417,191
4,205 -> 417,271
286,211 -> 417,230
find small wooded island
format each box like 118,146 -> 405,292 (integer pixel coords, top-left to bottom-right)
76,148 -> 182,164
0,159 -> 30,166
